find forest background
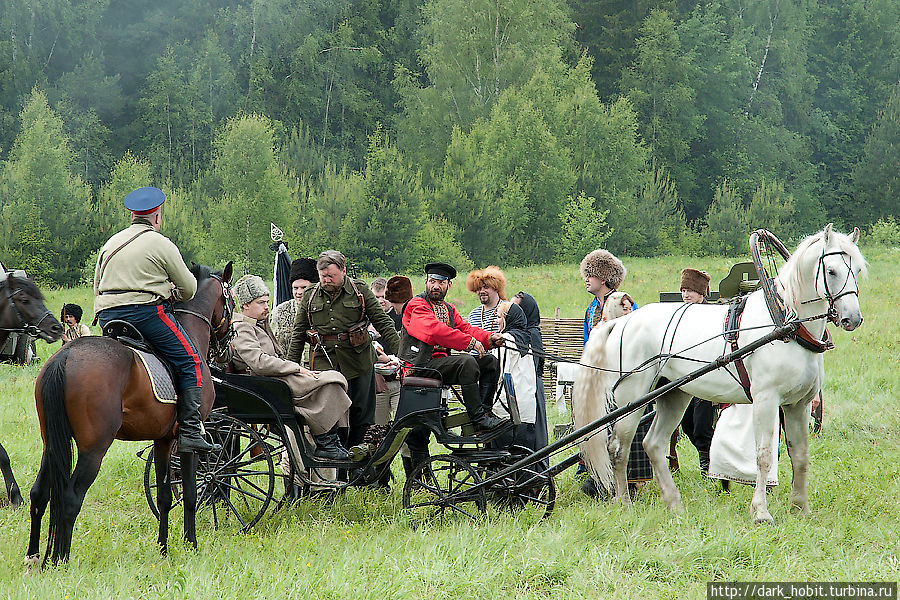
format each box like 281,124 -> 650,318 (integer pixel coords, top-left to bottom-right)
1,0 -> 900,285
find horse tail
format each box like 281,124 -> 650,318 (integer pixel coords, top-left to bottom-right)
574,321 -> 616,495
38,347 -> 74,565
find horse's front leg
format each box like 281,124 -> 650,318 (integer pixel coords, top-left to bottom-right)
154,439 -> 176,555
643,392 -> 692,514
24,453 -> 50,571
750,398 -> 779,525
0,441 -> 23,508
781,397 -> 812,515
179,451 -> 198,550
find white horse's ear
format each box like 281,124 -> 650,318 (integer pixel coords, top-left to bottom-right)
823,223 -> 833,244
849,227 -> 860,244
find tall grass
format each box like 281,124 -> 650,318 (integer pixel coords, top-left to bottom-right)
1,248 -> 898,597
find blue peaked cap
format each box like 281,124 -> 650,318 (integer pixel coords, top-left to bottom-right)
124,187 -> 166,213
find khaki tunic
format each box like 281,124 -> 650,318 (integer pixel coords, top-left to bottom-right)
93,222 -> 196,315
287,278 -> 400,379
231,312 -> 350,435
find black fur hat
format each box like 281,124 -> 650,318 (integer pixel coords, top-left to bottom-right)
289,258 -> 319,284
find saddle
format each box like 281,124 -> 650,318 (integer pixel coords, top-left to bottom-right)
102,320 -> 178,404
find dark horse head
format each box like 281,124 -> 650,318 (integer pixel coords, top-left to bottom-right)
0,273 -> 63,343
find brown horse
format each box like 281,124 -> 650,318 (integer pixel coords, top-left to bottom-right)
0,273 -> 63,508
25,262 -> 234,567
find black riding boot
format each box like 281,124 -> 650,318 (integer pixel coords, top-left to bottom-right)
177,386 -> 221,453
461,383 -> 507,432
313,425 -> 350,460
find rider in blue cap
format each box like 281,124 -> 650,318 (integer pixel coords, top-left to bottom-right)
93,187 -> 219,453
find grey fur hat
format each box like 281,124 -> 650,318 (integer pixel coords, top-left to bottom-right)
233,274 -> 270,307
580,249 -> 626,290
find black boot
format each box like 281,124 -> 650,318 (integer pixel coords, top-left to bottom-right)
402,456 -> 414,478
461,383 -> 507,432
313,426 -> 350,460
699,451 -> 710,477
177,386 -> 221,453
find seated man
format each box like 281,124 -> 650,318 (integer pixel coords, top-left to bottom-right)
230,274 -> 352,460
399,262 -> 507,463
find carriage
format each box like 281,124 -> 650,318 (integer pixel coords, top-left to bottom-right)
140,360 -> 557,528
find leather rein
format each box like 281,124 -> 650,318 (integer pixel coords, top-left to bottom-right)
173,273 -> 236,363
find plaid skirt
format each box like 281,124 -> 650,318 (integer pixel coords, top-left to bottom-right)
626,403 -> 654,482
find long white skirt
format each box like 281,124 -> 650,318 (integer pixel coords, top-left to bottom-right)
708,403 -> 779,486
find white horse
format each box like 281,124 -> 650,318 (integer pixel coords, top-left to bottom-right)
574,224 -> 866,524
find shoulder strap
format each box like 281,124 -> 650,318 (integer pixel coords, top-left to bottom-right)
96,228 -> 154,285
348,278 -> 366,321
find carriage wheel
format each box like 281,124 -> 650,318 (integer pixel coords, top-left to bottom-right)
143,413 -> 276,531
402,454 -> 486,524
482,448 -> 557,519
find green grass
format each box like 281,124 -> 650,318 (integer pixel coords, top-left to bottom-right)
1,249 -> 898,598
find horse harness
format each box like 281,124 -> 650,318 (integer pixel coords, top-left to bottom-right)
751,229 -> 837,351
723,296 -> 753,401
722,230 -> 840,401
172,273 -> 236,364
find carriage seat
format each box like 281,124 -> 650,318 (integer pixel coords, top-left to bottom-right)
401,375 -> 442,388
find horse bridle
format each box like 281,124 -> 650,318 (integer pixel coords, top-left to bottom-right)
0,277 -> 53,337
803,247 -> 859,326
173,273 -> 236,363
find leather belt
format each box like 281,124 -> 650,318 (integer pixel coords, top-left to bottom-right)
99,289 -> 159,297
320,332 -> 350,342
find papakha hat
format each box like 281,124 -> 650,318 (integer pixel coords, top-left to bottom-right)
233,275 -> 270,307
680,268 -> 710,296
580,249 -> 626,290
424,262 -> 457,281
289,258 -> 319,284
385,275 -> 413,304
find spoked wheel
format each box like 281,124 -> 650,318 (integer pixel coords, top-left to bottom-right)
402,454 -> 486,524
143,413 -> 276,531
484,462 -> 556,519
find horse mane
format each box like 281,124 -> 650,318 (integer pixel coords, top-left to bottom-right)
7,275 -> 45,301
188,264 -> 223,283
778,228 -> 868,315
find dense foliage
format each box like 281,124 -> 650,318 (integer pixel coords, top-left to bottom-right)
1,0 -> 898,283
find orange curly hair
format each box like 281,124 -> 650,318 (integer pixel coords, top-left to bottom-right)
465,265 -> 507,300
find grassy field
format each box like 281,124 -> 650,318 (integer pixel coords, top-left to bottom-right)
1,249 -> 898,598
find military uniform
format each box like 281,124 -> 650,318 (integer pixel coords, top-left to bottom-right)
93,186 -> 215,452
287,276 -> 400,447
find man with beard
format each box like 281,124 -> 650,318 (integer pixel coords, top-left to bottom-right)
465,266 -> 507,333
287,250 -> 399,449
399,262 -> 508,466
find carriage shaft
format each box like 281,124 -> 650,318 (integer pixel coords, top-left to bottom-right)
463,321 -> 801,495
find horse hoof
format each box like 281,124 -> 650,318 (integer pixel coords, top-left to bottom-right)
753,514 -> 775,526
23,555 -> 40,574
9,484 -> 24,509
790,504 -> 811,516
